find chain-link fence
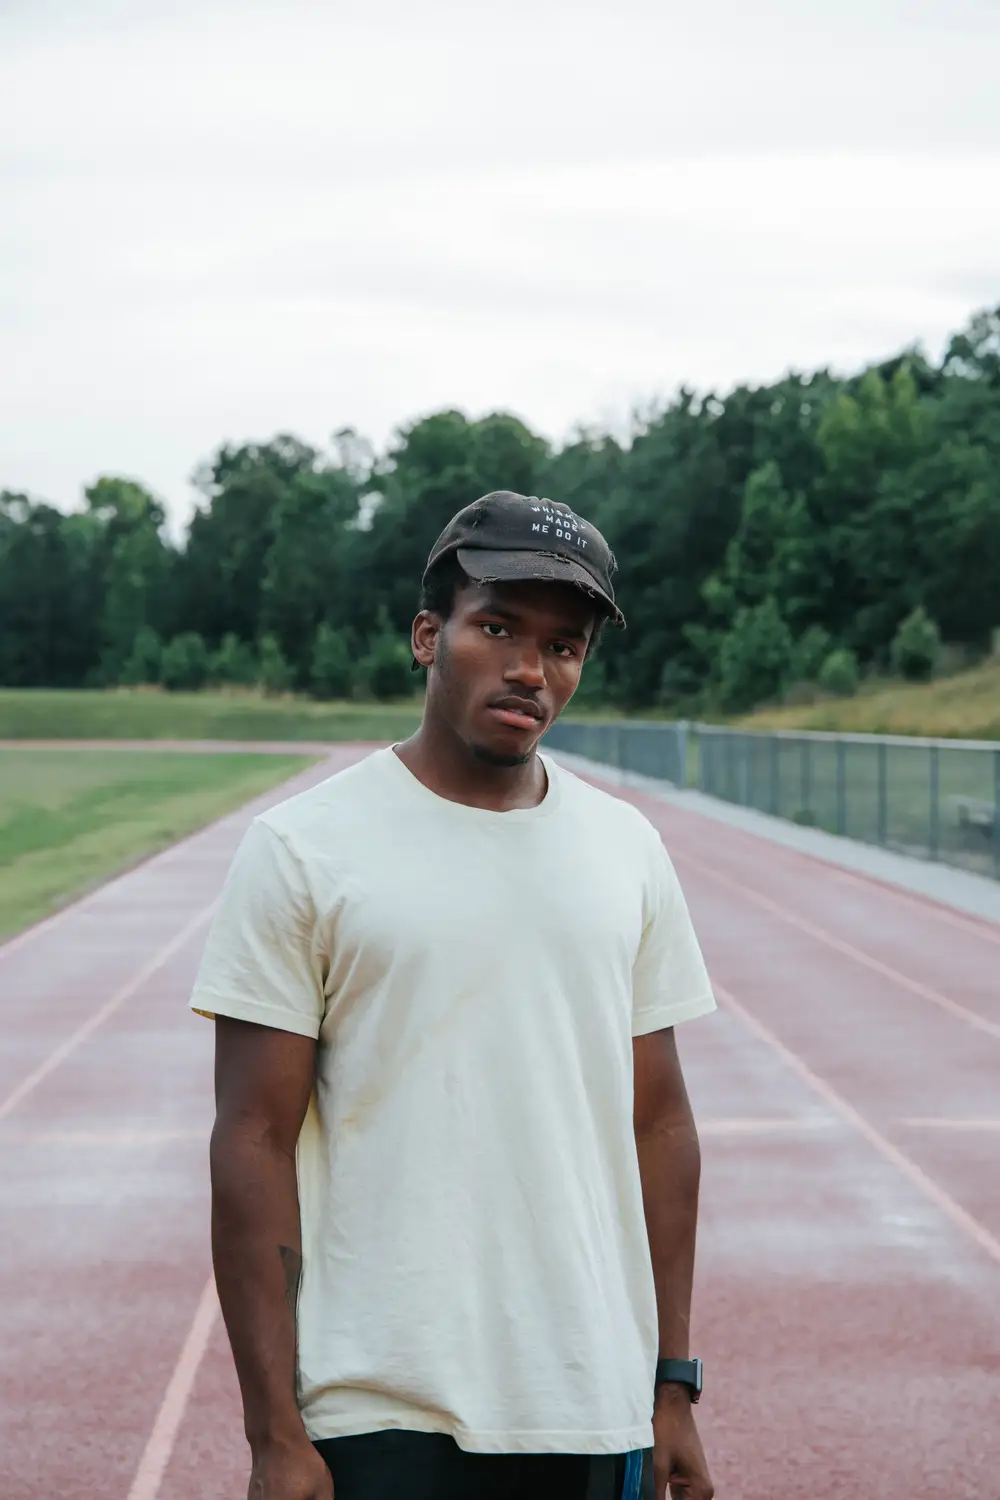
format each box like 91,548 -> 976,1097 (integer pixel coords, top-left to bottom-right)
545,719 -> 1000,881
543,719 -> 689,790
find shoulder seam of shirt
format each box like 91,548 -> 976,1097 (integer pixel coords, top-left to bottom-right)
250,813 -> 320,914
558,763 -> 651,819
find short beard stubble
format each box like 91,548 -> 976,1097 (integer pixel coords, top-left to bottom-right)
470,742 -> 532,769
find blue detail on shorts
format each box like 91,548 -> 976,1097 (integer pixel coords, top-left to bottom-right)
622,1449 -> 643,1500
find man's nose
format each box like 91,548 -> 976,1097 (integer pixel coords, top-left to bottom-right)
503,645 -> 546,689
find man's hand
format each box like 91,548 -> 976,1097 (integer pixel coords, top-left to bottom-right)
652,1385 -> 714,1500
247,1435 -> 334,1500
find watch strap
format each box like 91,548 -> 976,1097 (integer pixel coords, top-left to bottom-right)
654,1357 -> 702,1402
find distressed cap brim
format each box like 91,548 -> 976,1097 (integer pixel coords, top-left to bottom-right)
456,547 -> 626,629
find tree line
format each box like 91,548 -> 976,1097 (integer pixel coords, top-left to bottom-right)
2,305 -> 999,713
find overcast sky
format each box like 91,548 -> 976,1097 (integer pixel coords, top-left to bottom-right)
3,0 -> 1000,529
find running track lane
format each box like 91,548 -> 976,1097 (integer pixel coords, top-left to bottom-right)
1,750 -> 998,1499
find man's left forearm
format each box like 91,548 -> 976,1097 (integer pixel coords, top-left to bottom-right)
633,1029 -> 702,1361
633,1028 -> 715,1498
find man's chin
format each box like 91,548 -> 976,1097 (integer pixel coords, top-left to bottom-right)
469,740 -> 533,769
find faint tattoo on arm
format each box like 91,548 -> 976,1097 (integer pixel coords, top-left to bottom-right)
278,1245 -> 302,1319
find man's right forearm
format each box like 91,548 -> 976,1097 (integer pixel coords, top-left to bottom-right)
210,1120 -> 307,1451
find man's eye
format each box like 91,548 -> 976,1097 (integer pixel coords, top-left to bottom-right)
551,642 -> 576,657
481,623 -> 510,639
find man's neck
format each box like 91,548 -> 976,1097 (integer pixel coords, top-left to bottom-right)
394,719 -> 548,812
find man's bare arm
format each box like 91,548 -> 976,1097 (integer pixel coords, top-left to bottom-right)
633,1026 -> 700,1360
211,1016 -> 332,1500
633,1027 -> 713,1500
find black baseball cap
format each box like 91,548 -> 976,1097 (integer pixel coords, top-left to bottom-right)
422,491 -> 626,628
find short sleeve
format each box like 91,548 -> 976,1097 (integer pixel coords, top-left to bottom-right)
190,817 -> 325,1039
631,836 -> 715,1037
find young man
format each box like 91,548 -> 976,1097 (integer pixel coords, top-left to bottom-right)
193,491 -> 717,1500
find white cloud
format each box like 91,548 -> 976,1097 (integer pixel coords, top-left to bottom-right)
2,0 -> 1000,527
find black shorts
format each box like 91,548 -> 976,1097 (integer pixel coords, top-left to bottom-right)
314,1429 -> 652,1500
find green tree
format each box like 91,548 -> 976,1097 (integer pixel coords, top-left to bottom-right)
571,655 -> 609,710
259,467 -> 359,687
818,648 -> 860,697
259,633 -> 293,696
717,598 -> 794,712
349,411 -> 549,642
176,436 -> 320,648
791,625 -> 832,683
703,460 -> 817,637
210,632 -> 258,686
890,606 -> 942,681
119,625 -> 163,685
356,609 -> 414,701
942,306 -> 1000,388
310,623 -> 354,700
85,476 -> 173,682
0,493 -> 102,687
812,365 -> 932,656
597,392 -> 738,706
160,632 -> 210,691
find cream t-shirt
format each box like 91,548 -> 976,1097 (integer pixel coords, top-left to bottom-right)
191,747 -> 715,1454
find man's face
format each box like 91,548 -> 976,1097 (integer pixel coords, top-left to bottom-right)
414,578 -> 598,766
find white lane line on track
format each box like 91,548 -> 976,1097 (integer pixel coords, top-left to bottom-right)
813,860 -> 1000,949
676,848 -> 1000,1041
717,983 -> 1000,1270
125,1276 -> 219,1500
0,903 -> 216,1122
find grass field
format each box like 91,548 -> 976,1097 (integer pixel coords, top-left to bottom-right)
0,748 -> 316,938
5,660 -> 1000,747
737,659 -> 1000,740
0,688 -> 425,743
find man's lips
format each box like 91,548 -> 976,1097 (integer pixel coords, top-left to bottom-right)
487,698 -> 545,731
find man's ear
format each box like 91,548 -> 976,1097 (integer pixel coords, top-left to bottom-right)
411,610 -> 441,670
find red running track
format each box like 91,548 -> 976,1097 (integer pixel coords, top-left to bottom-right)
1,747 -> 998,1499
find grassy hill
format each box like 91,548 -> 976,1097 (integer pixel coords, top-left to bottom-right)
4,666 -> 1000,745
0,688 -> 424,742
737,659 -> 1000,741
0,686 -> 633,743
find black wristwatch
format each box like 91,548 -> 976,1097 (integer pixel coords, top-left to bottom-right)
655,1357 -> 703,1403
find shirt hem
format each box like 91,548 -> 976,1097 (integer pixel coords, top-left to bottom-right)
631,989 -> 716,1037
189,992 -> 321,1039
303,1411 -> 654,1456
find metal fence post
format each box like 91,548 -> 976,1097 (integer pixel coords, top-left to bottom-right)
801,738 -> 812,819
676,721 -> 688,790
928,744 -> 940,861
877,740 -> 888,846
994,749 -> 1000,880
769,735 -> 779,816
835,739 -> 847,836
